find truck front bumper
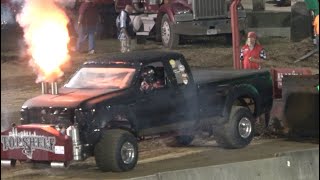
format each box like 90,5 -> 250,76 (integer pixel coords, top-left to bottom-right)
172,17 -> 247,36
1,124 -> 73,167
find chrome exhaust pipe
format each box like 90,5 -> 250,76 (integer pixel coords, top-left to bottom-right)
50,162 -> 66,168
41,82 -> 58,95
1,160 -> 16,167
41,82 -> 49,94
51,82 -> 58,95
67,125 -> 82,161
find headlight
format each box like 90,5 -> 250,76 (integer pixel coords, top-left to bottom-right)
176,9 -> 191,15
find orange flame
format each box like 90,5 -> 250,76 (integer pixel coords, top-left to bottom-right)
17,0 -> 70,83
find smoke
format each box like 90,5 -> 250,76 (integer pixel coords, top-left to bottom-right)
54,0 -> 77,9
10,0 -> 24,4
1,4 -> 15,25
1,0 -> 25,25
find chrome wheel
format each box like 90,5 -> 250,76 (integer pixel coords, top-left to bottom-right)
121,142 -> 135,164
161,20 -> 170,45
238,117 -> 252,138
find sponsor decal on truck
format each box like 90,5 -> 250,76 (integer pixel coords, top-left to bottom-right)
1,128 -> 56,159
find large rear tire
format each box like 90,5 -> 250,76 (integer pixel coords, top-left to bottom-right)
214,106 -> 255,149
161,14 -> 179,49
94,129 -> 138,172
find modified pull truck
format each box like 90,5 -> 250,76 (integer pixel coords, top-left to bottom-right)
1,51 -> 273,172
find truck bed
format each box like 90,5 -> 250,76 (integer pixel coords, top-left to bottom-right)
191,68 -> 270,84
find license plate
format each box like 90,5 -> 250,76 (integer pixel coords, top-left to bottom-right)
207,29 -> 217,35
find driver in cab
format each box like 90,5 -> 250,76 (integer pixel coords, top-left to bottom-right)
140,66 -> 164,92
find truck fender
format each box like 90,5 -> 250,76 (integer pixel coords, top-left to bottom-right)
223,84 -> 261,121
76,106 -> 136,146
158,4 -> 175,23
158,2 -> 191,23
96,105 -> 137,135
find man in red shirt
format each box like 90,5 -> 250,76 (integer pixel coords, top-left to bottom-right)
240,32 -> 267,69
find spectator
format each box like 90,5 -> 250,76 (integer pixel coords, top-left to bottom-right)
76,0 -> 99,54
117,5 -> 134,53
313,14 -> 319,49
240,32 -> 267,69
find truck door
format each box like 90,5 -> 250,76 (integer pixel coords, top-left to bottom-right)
135,61 -> 178,130
166,58 -> 198,124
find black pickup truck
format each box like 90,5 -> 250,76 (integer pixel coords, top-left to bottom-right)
18,51 -> 273,172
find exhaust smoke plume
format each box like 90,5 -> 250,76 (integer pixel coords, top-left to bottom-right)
16,0 -> 72,83
1,4 -> 15,26
54,0 -> 76,9
1,0 -> 25,24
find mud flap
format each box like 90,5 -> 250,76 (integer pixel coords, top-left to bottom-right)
282,75 -> 319,137
1,124 -> 73,167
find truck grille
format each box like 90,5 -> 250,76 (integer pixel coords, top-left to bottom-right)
192,0 -> 227,20
25,107 -> 74,127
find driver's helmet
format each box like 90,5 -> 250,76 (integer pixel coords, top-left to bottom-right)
141,66 -> 156,83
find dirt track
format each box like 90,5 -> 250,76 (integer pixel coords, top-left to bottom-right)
1,137 -> 319,180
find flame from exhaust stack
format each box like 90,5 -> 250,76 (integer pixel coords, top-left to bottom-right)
16,0 -> 70,83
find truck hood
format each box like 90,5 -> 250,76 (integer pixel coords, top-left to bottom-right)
22,88 -> 119,108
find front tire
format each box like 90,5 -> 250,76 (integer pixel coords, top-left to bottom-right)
94,129 -> 138,172
161,14 -> 179,49
214,106 -> 255,149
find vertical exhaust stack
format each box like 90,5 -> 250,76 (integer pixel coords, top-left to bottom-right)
41,82 -> 49,94
51,82 -> 58,95
41,82 -> 58,95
